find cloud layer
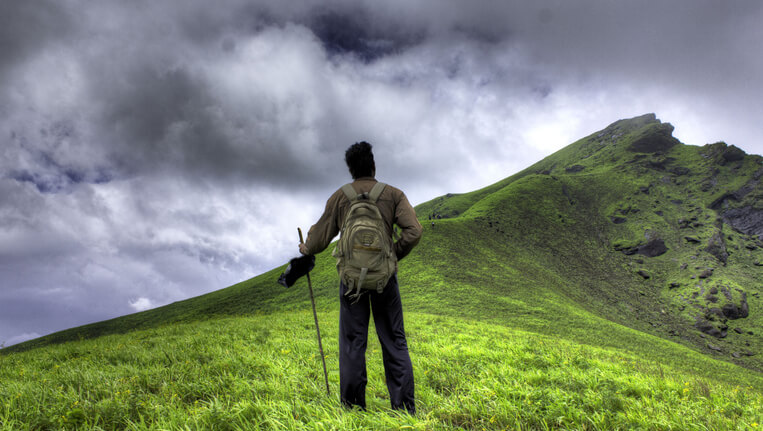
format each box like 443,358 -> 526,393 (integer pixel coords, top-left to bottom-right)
2,0 -> 762,345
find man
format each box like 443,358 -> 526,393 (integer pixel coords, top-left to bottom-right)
299,141 -> 422,414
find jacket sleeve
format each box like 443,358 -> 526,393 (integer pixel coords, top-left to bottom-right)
393,192 -> 423,260
304,191 -> 341,255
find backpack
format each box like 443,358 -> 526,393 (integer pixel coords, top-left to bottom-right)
332,182 -> 397,302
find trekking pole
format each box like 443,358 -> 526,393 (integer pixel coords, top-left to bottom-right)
298,228 -> 330,396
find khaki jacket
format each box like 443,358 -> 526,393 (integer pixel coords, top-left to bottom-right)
305,177 -> 423,260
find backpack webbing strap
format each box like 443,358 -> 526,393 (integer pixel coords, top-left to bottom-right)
368,182 -> 386,203
341,182 -> 386,202
345,267 -> 367,304
341,184 -> 357,201
358,267 -> 368,291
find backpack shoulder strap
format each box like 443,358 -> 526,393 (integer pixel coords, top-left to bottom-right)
341,183 -> 357,201
368,182 -> 386,203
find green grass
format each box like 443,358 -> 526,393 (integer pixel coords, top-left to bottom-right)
2,312 -> 761,430
2,114 -> 762,429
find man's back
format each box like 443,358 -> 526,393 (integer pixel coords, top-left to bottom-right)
300,141 -> 421,414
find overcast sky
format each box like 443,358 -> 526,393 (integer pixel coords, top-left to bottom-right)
1,0 -> 762,346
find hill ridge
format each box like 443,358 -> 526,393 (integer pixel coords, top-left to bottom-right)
4,114 -> 762,377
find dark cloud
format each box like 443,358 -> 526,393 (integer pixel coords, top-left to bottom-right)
307,8 -> 423,62
0,1 -> 74,84
4,123 -> 117,194
87,60 -> 341,189
9,0 -> 760,190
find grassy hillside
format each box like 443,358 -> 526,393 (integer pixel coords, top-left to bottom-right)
415,113 -> 762,372
2,312 -> 761,429
2,114 -> 762,429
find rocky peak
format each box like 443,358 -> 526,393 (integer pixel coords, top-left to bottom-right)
627,121 -> 681,153
605,113 -> 659,131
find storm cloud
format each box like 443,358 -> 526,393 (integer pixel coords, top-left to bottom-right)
1,0 -> 762,345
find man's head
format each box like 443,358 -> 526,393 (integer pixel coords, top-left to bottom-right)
345,141 -> 376,179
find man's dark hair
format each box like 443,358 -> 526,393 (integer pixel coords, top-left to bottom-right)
345,141 -> 375,179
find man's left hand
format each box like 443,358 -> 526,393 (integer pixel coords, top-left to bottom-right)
299,243 -> 309,255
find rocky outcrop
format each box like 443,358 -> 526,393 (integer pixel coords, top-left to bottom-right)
615,244 -> 639,255
722,303 -> 747,319
702,141 -> 746,165
722,292 -> 749,320
721,145 -> 746,164
695,319 -> 724,338
709,167 -> 763,238
565,165 -> 585,173
627,122 -> 681,153
705,230 -> 728,264
721,206 -> 763,238
637,238 -> 668,257
692,288 -> 749,340
615,237 -> 668,257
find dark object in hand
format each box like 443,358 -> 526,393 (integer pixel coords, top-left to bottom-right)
277,255 -> 316,287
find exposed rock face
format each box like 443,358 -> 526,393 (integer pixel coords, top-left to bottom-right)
693,287 -> 749,341
637,238 -> 668,257
615,238 -> 668,257
707,308 -> 726,321
606,113 -> 659,132
565,165 -> 585,173
703,141 -> 739,163
740,292 -> 749,318
709,167 -> 763,237
722,303 -> 749,319
615,244 -> 639,255
705,230 -> 729,264
721,145 -> 747,163
695,320 -> 723,338
722,206 -> 763,238
627,122 -> 681,153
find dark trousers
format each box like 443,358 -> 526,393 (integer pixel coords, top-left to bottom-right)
339,274 -> 415,414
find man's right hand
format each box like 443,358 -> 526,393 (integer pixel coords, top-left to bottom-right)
299,243 -> 309,255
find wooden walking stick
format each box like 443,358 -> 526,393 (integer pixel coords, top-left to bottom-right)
298,228 -> 330,396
